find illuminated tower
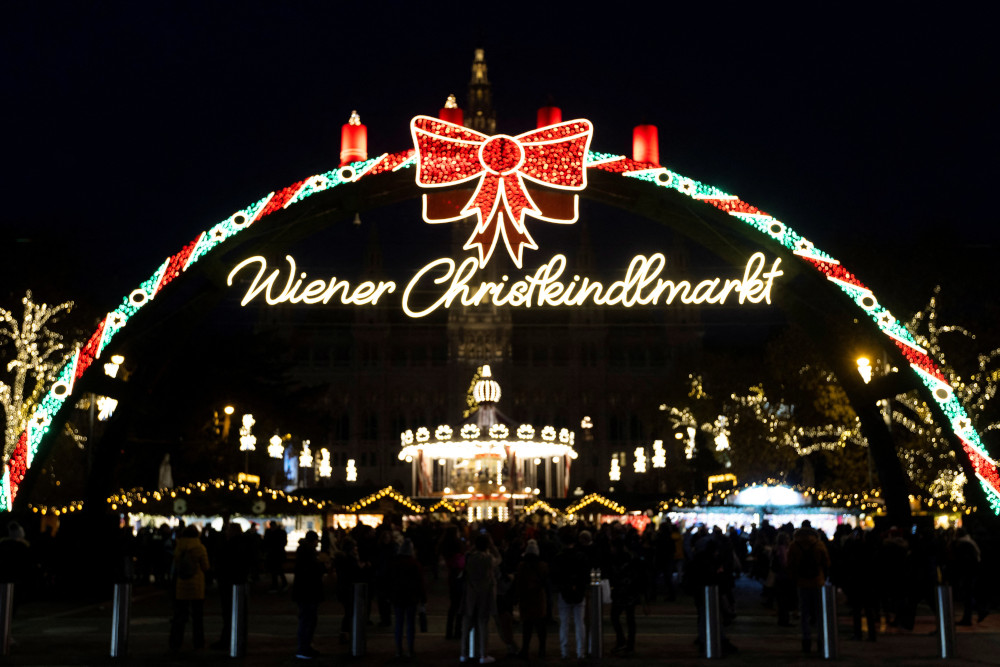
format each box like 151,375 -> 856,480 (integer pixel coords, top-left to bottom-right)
466,48 -> 496,135
448,48 -> 509,402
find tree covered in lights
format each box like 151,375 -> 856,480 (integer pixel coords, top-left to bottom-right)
0,290 -> 75,463
657,326 -> 871,492
882,287 -> 1000,505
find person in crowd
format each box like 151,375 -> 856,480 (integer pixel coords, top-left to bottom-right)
0,520 -> 34,643
951,527 -> 989,625
553,530 -> 591,660
770,531 -> 795,627
608,536 -> 642,656
374,526 -> 397,627
461,533 -> 501,663
439,525 -> 467,640
263,520 -> 289,593
387,538 -> 427,658
787,520 -> 831,654
334,537 -> 369,643
515,539 -> 549,659
292,530 -> 328,660
495,533 -> 521,657
169,525 -> 210,652
839,527 -> 880,640
688,528 -> 738,656
210,522 -> 250,651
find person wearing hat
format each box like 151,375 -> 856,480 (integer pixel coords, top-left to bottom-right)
293,530 -> 328,660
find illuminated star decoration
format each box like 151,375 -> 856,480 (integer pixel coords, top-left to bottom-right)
410,116 -> 593,268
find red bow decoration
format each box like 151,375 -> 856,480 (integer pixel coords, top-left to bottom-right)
410,116 -> 593,268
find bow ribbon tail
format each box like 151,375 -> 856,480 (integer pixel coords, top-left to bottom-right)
463,173 -> 538,268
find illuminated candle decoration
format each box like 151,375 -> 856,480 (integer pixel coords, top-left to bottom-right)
268,435 -> 284,459
318,449 -> 332,478
633,447 -> 647,473
239,415 -> 256,452
652,440 -> 666,468
299,440 -> 313,468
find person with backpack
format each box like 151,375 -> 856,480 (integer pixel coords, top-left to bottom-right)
787,521 -> 831,654
169,525 -> 210,652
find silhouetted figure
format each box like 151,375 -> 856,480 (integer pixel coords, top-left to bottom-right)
553,530 -> 591,659
292,530 -> 327,659
387,538 -> 426,658
169,525 -> 209,652
263,521 -> 288,592
515,539 -> 549,658
439,525 -> 466,640
461,533 -> 501,662
840,528 -> 880,640
951,528 -> 988,625
787,521 -> 831,654
334,537 -> 368,643
609,537 -> 641,656
210,523 -> 250,651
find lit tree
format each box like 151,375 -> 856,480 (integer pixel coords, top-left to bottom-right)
887,286 -> 1000,505
0,291 -> 74,463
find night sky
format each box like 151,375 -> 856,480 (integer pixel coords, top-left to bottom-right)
3,4 -> 997,338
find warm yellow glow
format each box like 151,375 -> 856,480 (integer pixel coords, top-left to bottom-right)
231,251 -> 784,318
224,405 -> 235,415
857,357 -> 872,384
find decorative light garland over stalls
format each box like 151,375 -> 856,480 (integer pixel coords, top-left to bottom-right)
399,365 -> 577,521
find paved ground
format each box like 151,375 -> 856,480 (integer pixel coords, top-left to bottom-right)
4,571 -> 998,666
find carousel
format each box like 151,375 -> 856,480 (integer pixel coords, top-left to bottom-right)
398,366 -> 578,521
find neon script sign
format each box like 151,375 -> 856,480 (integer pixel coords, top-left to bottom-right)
227,251 -> 783,318
227,116 -> 784,316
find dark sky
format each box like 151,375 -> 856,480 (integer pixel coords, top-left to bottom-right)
3,3 -> 997,332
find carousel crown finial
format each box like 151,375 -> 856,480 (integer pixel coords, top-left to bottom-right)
473,365 -> 501,404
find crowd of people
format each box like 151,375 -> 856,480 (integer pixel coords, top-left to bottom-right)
0,514 -> 996,661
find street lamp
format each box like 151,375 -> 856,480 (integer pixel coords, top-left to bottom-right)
857,357 -> 872,384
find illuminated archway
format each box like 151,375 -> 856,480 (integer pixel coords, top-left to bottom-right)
4,142 -> 997,518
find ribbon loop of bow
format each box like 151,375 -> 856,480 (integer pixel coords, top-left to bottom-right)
411,116 -> 593,268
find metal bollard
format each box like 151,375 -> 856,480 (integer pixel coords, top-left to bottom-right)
587,571 -> 603,659
110,582 -> 132,658
352,582 -> 367,657
704,585 -> 722,659
820,584 -> 839,659
936,585 -> 956,659
229,583 -> 247,658
1,582 -> 13,657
